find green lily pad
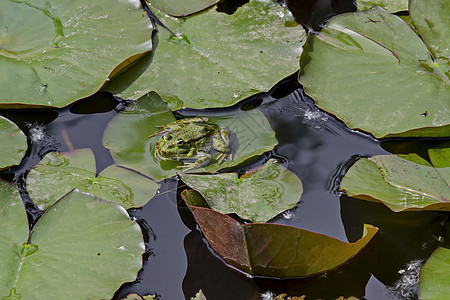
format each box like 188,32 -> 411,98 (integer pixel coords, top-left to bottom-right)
148,0 -> 219,17
298,2 -> 450,138
340,144 -> 450,211
0,0 -> 153,107
105,0 -> 305,109
0,116 -> 27,169
0,188 -> 144,299
26,149 -> 159,210
179,159 -> 303,223
0,180 -> 29,291
357,0 -> 408,12
103,92 -> 278,181
183,192 -> 378,278
418,246 -> 450,300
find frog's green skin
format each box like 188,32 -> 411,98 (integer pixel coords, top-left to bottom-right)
149,117 -> 232,171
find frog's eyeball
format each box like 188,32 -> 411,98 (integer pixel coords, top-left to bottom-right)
163,134 -> 172,140
176,139 -> 184,146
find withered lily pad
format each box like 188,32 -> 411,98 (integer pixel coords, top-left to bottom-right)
26,149 -> 158,210
105,0 -> 305,109
0,116 -> 27,169
340,143 -> 450,211
0,0 -> 153,107
0,187 -> 144,299
180,159 -> 303,223
298,1 -> 450,138
103,92 -> 278,181
183,191 -> 378,278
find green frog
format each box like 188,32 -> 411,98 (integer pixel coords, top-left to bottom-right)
149,117 -> 232,171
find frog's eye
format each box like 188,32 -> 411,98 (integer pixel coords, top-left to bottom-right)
163,134 -> 172,140
176,139 -> 184,146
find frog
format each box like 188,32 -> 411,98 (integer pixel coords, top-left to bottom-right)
149,117 -> 232,171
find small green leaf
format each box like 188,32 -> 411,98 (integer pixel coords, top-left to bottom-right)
103,92 -> 278,180
184,198 -> 378,278
148,0 -> 219,17
418,246 -> 450,300
340,144 -> 450,211
0,116 -> 27,169
27,149 -> 159,210
0,0 -> 153,107
298,4 -> 450,138
105,0 -> 305,109
180,159 -> 303,223
0,189 -> 144,299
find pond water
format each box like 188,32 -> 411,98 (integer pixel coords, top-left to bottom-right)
0,1 -> 447,299
1,74 -> 446,300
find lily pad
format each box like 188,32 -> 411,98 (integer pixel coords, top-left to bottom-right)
179,159 -> 303,223
340,144 -> 450,211
105,0 -> 305,109
103,92 -> 278,180
183,192 -> 378,277
0,0 -> 153,107
0,188 -> 144,299
418,246 -> 450,300
148,0 -> 219,17
357,0 -> 408,12
298,2 -> 450,138
0,115 -> 27,169
26,149 -> 159,210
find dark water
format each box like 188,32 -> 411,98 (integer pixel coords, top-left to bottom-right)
1,1 -> 448,299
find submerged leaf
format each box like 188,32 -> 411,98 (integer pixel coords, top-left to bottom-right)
103,92 -> 278,180
0,0 -> 153,107
27,149 -> 158,210
183,192 -> 378,278
298,3 -> 450,138
0,189 -> 144,299
180,159 -> 303,223
340,144 -> 450,211
105,0 -> 305,109
0,116 -> 27,169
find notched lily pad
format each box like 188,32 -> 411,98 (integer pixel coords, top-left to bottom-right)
183,191 -> 378,278
180,159 -> 303,223
26,148 -> 159,210
0,115 -> 27,169
340,143 -> 450,211
0,188 -> 144,299
103,92 -> 278,181
105,0 -> 305,109
298,1 -> 450,138
0,0 -> 153,107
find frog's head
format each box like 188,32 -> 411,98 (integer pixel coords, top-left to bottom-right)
156,133 -> 193,157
